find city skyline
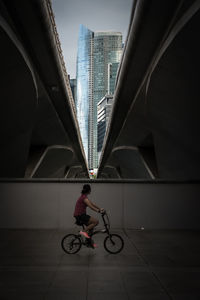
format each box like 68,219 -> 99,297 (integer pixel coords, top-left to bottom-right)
76,25 -> 123,169
92,30 -> 122,168
52,0 -> 133,78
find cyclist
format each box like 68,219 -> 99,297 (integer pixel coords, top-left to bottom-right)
74,184 -> 104,241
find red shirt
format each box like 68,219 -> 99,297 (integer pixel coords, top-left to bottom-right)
74,194 -> 87,216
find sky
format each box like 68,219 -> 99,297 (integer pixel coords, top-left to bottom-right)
51,0 -> 133,78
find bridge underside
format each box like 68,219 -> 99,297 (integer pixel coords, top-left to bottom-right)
0,0 -> 89,178
98,0 -> 200,180
0,0 -> 199,180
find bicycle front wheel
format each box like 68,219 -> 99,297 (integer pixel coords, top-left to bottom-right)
61,234 -> 82,254
104,234 -> 124,254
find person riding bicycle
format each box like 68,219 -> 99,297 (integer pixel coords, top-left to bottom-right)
74,184 -> 104,241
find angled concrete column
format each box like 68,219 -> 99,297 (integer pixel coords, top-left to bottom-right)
112,147 -> 153,179
0,15 -> 37,177
31,146 -> 74,178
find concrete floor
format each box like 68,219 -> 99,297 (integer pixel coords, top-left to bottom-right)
0,228 -> 200,300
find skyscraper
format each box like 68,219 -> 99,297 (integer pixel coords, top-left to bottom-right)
108,62 -> 120,95
76,25 -> 122,169
69,78 -> 77,105
76,25 -> 93,161
97,94 -> 114,161
92,32 -> 122,168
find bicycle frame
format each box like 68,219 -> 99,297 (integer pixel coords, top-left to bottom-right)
92,212 -> 110,236
79,211 -> 111,240
62,210 -> 124,254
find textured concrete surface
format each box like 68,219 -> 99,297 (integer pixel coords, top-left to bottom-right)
0,228 -> 200,299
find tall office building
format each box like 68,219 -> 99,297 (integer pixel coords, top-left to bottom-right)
92,32 -> 122,168
108,62 -> 120,95
76,25 -> 122,169
97,95 -> 114,161
69,78 -> 77,105
76,25 -> 93,161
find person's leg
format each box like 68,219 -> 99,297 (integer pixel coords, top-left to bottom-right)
85,216 -> 99,233
79,215 -> 98,238
85,217 -> 98,248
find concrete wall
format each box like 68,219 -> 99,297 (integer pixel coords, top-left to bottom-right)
0,181 -> 200,229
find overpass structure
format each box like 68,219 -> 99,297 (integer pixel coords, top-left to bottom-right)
0,0 -> 89,178
98,0 -> 200,180
0,3 -> 200,295
1,0 -> 200,180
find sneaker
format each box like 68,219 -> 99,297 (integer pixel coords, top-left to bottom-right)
85,238 -> 91,246
80,231 -> 90,239
88,243 -> 97,249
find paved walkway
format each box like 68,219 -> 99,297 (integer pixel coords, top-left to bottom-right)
0,228 -> 200,299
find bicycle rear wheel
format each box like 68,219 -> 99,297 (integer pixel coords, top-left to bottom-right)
61,234 -> 82,254
104,234 -> 124,254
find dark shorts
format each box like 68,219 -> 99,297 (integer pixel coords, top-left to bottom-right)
74,214 -> 91,226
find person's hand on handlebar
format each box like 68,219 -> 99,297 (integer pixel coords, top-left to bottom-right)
99,208 -> 105,214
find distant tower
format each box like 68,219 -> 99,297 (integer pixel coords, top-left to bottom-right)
69,78 -> 77,105
76,25 -> 122,169
97,95 -> 114,161
92,32 -> 122,169
108,62 -> 120,95
76,25 -> 93,161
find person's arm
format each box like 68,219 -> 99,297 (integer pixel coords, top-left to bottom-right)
92,201 -> 105,213
84,197 -> 101,213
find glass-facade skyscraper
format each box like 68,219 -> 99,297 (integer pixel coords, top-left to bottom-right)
92,32 -> 122,168
108,62 -> 120,95
76,25 -> 93,161
76,25 -> 122,169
